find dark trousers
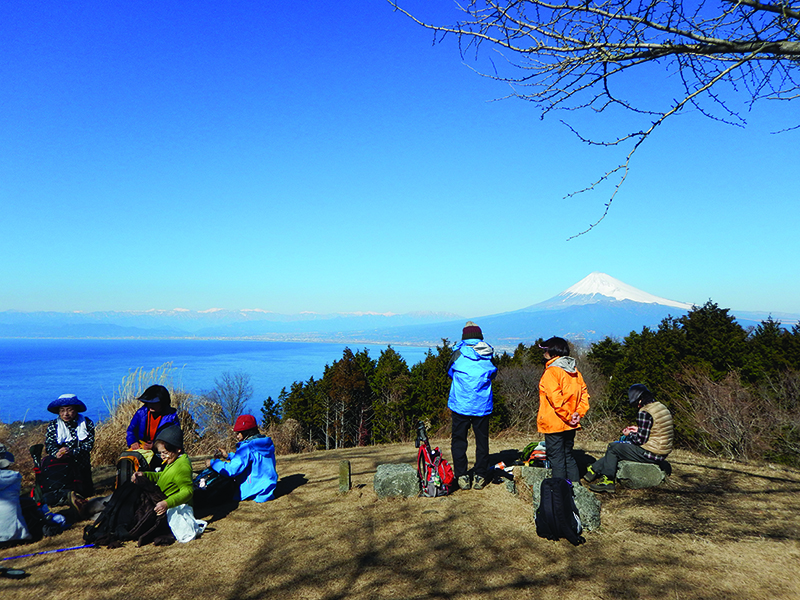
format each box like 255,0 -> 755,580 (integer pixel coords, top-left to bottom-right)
592,442 -> 659,479
545,430 -> 579,483
450,411 -> 490,479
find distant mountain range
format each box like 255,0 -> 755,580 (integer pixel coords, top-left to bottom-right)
2,273 -> 797,347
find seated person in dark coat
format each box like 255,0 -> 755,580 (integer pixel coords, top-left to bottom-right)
42,394 -> 95,512
126,385 -> 181,468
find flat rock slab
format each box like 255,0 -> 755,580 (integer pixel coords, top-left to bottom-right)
512,466 -> 601,531
617,460 -> 669,489
373,463 -> 419,498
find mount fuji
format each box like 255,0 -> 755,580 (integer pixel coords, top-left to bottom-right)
358,273 -> 696,347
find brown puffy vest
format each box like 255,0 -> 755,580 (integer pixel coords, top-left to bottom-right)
641,401 -> 673,456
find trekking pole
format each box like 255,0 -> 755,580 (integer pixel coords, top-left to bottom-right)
1,543 -> 95,562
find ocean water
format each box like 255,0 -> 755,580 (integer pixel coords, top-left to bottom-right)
0,339 -> 432,424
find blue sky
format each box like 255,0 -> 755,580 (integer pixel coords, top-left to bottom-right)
2,1 -> 798,318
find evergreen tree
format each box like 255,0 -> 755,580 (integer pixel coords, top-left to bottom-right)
260,395 -> 281,428
408,339 -> 454,431
371,346 -> 412,443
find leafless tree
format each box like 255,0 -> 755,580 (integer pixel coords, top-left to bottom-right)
206,370 -> 254,426
390,1 -> 800,235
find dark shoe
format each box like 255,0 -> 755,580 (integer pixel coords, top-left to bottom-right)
69,492 -> 89,519
583,465 -> 598,483
588,476 -> 616,493
29,444 -> 44,469
472,475 -> 486,490
458,475 -> 472,490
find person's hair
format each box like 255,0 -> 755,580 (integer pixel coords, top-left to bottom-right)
540,336 -> 570,357
155,440 -> 180,454
240,427 -> 260,439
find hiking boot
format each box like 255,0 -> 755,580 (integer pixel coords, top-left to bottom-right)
29,444 -> 44,469
588,476 -> 616,494
69,491 -> 89,520
583,465 -> 598,483
458,475 -> 472,490
472,475 -> 486,490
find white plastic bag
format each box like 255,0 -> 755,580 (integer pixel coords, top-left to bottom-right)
166,504 -> 207,543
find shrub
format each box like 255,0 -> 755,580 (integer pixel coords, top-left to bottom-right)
266,418 -> 314,455
675,369 -> 775,461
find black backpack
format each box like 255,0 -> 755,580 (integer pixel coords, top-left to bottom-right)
83,481 -> 143,545
535,477 -> 585,545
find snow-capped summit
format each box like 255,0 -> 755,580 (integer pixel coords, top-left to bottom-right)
554,272 -> 693,310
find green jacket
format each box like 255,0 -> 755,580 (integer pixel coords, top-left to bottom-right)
144,453 -> 194,508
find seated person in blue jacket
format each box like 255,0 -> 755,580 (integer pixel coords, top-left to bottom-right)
197,414 -> 277,507
126,385 -> 181,466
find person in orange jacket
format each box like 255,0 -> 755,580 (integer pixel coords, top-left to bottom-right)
537,337 -> 590,482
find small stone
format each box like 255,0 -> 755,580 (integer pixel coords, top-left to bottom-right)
338,460 -> 351,494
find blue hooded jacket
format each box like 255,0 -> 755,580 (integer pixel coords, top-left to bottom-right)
209,434 -> 277,503
447,339 -> 497,416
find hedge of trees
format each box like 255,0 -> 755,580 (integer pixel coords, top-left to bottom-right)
263,301 -> 800,466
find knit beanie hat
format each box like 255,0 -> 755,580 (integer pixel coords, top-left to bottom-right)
154,426 -> 184,450
233,414 -> 258,433
462,321 -> 483,340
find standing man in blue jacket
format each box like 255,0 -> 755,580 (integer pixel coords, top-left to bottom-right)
205,414 -> 278,503
447,321 -> 498,491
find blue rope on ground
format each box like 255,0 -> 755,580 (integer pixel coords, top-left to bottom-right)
1,543 -> 95,562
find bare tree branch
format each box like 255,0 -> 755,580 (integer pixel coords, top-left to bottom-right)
390,0 -> 800,236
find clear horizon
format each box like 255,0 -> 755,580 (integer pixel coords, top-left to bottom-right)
2,2 -> 798,317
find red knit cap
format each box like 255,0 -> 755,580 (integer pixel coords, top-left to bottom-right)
234,414 -> 258,432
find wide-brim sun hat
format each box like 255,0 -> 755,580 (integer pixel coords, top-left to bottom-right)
0,443 -> 14,469
47,394 -> 88,414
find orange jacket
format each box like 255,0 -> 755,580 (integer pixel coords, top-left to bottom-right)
537,356 -> 590,434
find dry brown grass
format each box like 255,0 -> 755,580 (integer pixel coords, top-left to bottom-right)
93,364 -> 233,465
2,435 -> 799,600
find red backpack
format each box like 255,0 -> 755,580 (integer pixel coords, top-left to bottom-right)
415,422 -> 455,497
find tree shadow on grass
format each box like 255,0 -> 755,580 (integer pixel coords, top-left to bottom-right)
219,490 -> 717,600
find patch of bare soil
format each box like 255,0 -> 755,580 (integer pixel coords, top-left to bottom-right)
2,438 -> 799,600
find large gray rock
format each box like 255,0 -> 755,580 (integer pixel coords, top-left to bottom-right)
572,485 -> 602,531
513,466 -> 601,532
373,463 -> 419,498
616,461 -> 668,489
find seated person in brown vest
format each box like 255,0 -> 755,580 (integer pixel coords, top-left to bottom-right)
584,383 -> 673,493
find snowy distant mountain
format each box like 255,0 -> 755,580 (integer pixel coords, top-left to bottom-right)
524,272 -> 693,311
0,308 -> 462,339
1,273 -> 795,345
350,273 -> 695,347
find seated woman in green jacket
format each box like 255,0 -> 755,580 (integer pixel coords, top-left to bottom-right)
132,426 -> 193,515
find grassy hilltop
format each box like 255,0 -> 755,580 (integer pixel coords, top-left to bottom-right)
2,437 -> 799,600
